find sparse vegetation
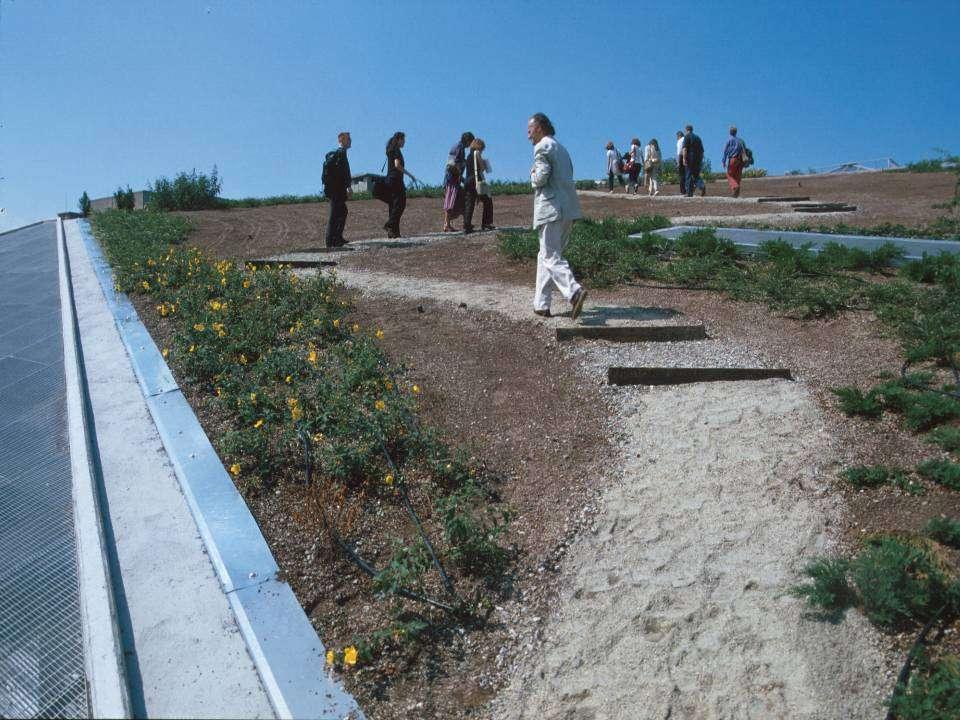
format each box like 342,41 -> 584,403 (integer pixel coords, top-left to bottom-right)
925,517 -> 960,549
114,185 -> 135,211
149,167 -> 223,211
78,191 -> 91,217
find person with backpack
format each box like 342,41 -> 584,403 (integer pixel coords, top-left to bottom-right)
722,125 -> 747,197
383,131 -> 419,238
605,141 -> 625,193
322,131 -> 351,248
681,124 -> 706,197
675,130 -> 687,195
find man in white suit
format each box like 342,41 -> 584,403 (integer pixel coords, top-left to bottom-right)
528,112 -> 587,320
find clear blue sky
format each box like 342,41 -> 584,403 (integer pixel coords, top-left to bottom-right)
2,0 -> 958,231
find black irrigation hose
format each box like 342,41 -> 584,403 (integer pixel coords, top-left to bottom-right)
884,604 -> 950,720
899,360 -> 960,400
374,434 -> 460,602
297,429 -> 457,614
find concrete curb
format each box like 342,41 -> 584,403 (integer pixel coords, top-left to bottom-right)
648,225 -> 960,262
57,218 -> 132,718
69,219 -> 364,720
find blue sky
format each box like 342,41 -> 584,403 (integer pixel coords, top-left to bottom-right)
2,0 -> 958,231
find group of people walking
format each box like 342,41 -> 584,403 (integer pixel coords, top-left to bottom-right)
605,124 -> 749,199
321,113 -> 588,321
605,138 -> 662,196
442,132 -> 495,234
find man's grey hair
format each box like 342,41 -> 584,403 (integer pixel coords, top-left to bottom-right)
530,112 -> 555,136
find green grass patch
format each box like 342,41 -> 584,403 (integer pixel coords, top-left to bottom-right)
917,459 -> 960,491
926,426 -> 960,453
888,652 -> 960,720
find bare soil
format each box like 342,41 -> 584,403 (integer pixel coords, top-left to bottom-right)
175,171 -> 956,260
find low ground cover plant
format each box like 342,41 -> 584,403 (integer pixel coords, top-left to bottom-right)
90,208 -> 513,668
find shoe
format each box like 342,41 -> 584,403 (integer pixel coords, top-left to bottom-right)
700,186 -> 707,197
463,226 -> 475,235
654,190 -> 659,196
570,288 -> 587,321
481,224 -> 496,231
533,308 -> 551,318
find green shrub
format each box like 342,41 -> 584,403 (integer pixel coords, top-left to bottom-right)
674,228 -> 739,259
917,459 -> 960,490
149,167 -> 222,211
78,191 -> 91,216
852,536 -> 955,630
843,465 -> 906,487
791,557 -> 856,621
888,652 -> 960,720
925,426 -> 960,453
925,517 -> 960,549
575,179 -> 599,190
832,386 -> 884,418
901,253 -> 960,287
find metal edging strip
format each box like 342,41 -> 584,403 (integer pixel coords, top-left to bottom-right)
57,218 -> 132,718
646,225 -> 960,263
69,219 -> 363,720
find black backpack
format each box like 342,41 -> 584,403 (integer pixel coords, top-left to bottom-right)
322,149 -> 343,189
740,143 -> 754,168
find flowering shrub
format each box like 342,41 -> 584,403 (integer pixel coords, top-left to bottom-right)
91,209 -> 513,663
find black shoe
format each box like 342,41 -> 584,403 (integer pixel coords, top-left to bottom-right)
463,226 -> 475,235
481,224 -> 496,231
570,288 -> 588,321
533,308 -> 551,318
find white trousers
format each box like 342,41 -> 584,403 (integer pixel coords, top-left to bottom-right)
534,220 -> 581,311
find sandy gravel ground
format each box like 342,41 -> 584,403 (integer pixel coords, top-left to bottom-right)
306,264 -> 894,719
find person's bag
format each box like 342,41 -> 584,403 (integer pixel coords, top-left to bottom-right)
740,143 -> 754,168
474,153 -> 489,196
371,175 -> 392,203
321,149 -> 342,191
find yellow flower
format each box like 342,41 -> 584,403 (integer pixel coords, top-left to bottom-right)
249,393 -> 257,405
325,650 -> 335,666
384,473 -> 394,486
193,323 -> 206,332
239,354 -> 248,365
285,375 -> 292,384
220,277 -> 227,286
147,258 -> 156,267
141,280 -> 150,290
215,387 -> 222,397
412,385 -> 421,394
290,275 -> 299,284
291,406 -> 302,421
161,348 -> 169,358
374,399 -> 386,412
188,344 -> 195,353
375,329 -> 384,340
308,350 -> 318,365
384,380 -> 393,391
209,300 -> 222,311
332,319 -> 340,329
343,646 -> 357,666
253,418 -> 264,429
242,279 -> 251,289
229,463 -> 241,477
352,323 -> 360,333
312,432 -> 324,443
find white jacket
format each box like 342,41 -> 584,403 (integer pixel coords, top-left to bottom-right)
531,136 -> 583,228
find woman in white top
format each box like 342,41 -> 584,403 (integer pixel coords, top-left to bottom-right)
605,141 -> 625,192
645,138 -> 662,196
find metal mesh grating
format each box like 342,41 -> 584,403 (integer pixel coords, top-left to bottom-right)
0,223 -> 89,719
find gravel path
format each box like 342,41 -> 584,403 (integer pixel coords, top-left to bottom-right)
308,265 -> 893,718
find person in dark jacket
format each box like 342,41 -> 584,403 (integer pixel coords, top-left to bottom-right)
463,138 -> 494,233
323,131 -> 351,248
384,131 -> 419,238
682,124 -> 706,197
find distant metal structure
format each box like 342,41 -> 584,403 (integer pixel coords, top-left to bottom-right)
814,157 -> 902,174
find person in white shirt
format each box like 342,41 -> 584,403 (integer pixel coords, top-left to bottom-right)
644,138 -> 662,196
529,113 -> 587,320
605,141 -> 625,193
